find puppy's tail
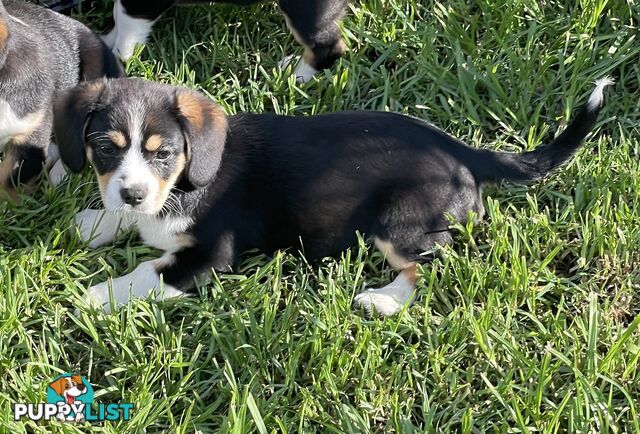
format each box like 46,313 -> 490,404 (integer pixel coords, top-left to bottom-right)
474,77 -> 613,184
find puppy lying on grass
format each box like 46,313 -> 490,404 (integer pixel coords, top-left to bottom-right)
54,77 -> 612,315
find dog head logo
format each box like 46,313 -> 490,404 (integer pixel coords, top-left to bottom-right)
47,375 -> 90,405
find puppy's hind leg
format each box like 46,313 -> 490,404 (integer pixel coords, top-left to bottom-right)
354,261 -> 418,317
354,231 -> 452,317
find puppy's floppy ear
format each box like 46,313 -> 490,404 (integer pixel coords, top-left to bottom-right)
53,80 -> 106,173
175,89 -> 228,188
48,378 -> 66,396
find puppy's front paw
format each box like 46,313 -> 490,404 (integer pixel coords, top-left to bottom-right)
278,54 -> 318,83
112,40 -> 139,61
78,258 -> 186,315
101,28 -> 117,48
48,159 -> 68,187
354,288 -> 404,317
75,209 -> 124,249
83,280 -> 113,313
75,209 -> 104,248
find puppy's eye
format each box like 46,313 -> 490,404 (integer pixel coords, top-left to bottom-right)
156,149 -> 171,161
97,143 -> 116,155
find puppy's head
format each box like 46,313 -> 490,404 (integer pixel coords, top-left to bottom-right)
49,375 -> 87,403
54,78 -> 227,215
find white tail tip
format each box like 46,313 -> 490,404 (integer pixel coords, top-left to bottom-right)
587,76 -> 614,111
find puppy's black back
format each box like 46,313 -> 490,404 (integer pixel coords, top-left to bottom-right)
190,112 -> 481,260
193,81 -> 607,263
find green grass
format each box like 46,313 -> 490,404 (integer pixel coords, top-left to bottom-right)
2,0 -> 640,432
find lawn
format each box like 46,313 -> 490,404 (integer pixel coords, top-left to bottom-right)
1,0 -> 640,432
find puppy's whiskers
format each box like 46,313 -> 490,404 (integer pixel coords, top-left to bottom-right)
162,192 -> 184,217
85,192 -> 104,209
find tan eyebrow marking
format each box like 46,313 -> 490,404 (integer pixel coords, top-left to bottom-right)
145,134 -> 163,152
97,172 -> 114,196
0,20 -> 9,52
107,130 -> 127,148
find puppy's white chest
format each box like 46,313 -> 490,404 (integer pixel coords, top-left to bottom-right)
134,214 -> 193,252
0,99 -> 43,147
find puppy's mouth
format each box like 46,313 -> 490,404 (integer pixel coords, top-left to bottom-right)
105,197 -> 167,216
100,175 -> 171,216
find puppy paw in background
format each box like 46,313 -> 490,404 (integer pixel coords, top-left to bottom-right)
101,0 -> 347,83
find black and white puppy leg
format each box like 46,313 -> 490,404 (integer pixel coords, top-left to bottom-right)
354,265 -> 418,317
75,209 -> 134,248
84,240 -> 233,312
0,144 -> 47,201
84,254 -> 185,313
278,0 -> 347,82
105,0 -> 174,60
354,231 -> 444,316
354,237 -> 419,316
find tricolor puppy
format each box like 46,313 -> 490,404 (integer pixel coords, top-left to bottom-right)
0,0 -> 122,200
103,0 -> 347,83
55,77 -> 612,315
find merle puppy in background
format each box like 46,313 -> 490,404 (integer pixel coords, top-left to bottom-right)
103,0 -> 347,83
54,77 -> 611,316
0,0 -> 122,200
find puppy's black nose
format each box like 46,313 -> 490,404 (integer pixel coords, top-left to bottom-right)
120,185 -> 148,206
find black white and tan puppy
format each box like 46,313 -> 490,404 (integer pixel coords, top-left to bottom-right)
103,0 -> 347,82
54,77 -> 612,315
0,0 -> 122,200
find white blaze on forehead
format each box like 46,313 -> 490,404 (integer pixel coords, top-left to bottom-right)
128,99 -> 145,152
121,101 -> 148,184
103,100 -> 159,212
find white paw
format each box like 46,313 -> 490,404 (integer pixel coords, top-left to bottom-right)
101,27 -> 117,48
75,209 -> 123,249
278,54 -> 318,83
84,280 -> 113,313
354,288 -> 405,316
108,0 -> 155,60
48,159 -> 68,187
79,258 -> 186,314
112,38 -> 139,61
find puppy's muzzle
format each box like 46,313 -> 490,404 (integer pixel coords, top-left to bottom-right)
120,185 -> 148,206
